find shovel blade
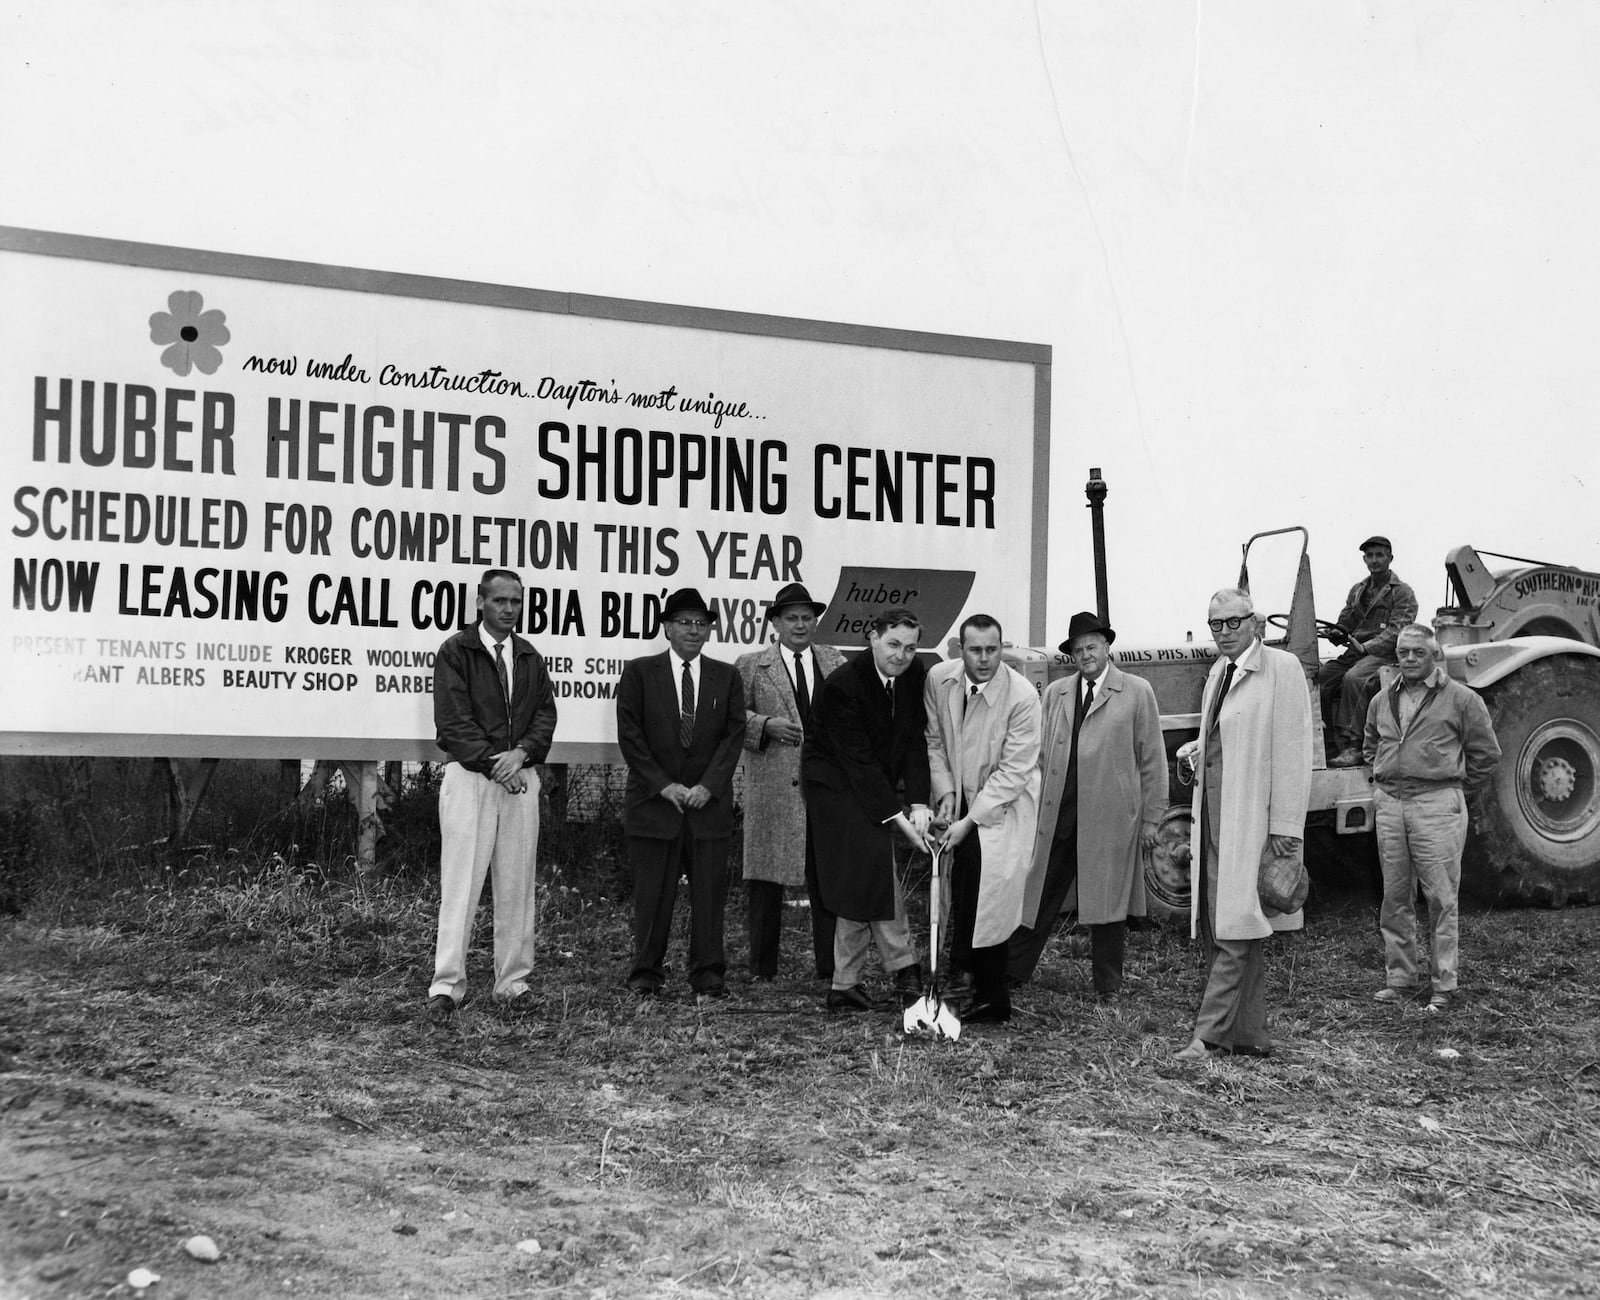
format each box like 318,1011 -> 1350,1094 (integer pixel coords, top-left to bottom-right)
902,994 -> 963,1041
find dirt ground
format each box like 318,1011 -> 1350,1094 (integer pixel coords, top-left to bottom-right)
2,874 -> 1598,1299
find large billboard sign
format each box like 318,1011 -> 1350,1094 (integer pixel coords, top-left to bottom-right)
1,228 -> 1051,761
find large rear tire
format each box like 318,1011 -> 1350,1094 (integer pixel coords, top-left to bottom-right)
1464,657 -> 1600,906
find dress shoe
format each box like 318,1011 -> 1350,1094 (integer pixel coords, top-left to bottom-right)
426,994 -> 457,1026
1211,1042 -> 1272,1058
1329,747 -> 1365,768
826,985 -> 875,1012
957,998 -> 1011,1024
695,985 -> 729,1003
891,963 -> 924,1007
1172,1038 -> 1209,1061
626,981 -> 659,999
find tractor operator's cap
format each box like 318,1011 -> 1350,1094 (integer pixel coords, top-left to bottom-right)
763,582 -> 826,619
1360,535 -> 1392,552
1059,610 -> 1117,653
662,588 -> 716,623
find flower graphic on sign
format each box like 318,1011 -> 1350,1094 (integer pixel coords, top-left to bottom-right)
148,290 -> 230,376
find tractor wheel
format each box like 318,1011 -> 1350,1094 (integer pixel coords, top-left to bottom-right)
1464,657 -> 1600,906
1142,804 -> 1193,924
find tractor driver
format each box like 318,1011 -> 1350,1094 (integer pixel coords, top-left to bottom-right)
1319,535 -> 1418,768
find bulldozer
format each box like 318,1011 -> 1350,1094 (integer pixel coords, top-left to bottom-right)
1007,529 -> 1600,917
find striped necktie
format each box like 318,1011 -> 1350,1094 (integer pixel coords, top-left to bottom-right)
679,662 -> 695,748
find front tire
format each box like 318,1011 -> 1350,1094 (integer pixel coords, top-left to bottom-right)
1465,657 -> 1600,906
1143,804 -> 1194,923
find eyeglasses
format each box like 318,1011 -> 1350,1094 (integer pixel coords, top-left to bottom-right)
1207,615 -> 1254,633
671,618 -> 711,630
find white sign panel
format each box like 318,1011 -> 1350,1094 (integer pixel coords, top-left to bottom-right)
1,229 -> 1050,760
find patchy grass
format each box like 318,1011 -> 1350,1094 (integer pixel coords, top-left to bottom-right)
1,839 -> 1598,1298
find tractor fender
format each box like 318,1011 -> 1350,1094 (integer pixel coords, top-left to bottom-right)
1446,636 -> 1600,692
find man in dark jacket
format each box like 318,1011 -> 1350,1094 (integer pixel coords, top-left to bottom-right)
428,569 -> 558,1022
1319,535 -> 1418,766
803,607 -> 933,1012
616,588 -> 746,1000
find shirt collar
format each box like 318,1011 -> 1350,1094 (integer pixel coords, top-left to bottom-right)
1399,665 -> 1447,691
479,621 -> 510,656
1229,639 -> 1263,672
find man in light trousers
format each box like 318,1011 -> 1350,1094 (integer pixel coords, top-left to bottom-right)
428,569 -> 558,1022
1363,624 -> 1500,1013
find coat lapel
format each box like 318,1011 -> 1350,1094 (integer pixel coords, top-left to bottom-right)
764,643 -> 797,717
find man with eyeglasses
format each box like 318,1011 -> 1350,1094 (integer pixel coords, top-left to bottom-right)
1318,535 -> 1418,767
1008,610 -> 1165,1002
1363,624 -> 1499,1014
428,569 -> 558,1025
1174,588 -> 1312,1061
615,587 -> 747,1001
736,583 -> 847,982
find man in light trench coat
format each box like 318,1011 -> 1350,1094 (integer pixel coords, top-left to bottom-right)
736,583 -> 847,981
924,614 -> 1041,1023
1008,610 -> 1166,1000
1174,587 -> 1312,1060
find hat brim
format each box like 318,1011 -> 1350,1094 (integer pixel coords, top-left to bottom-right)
766,601 -> 826,619
1059,628 -> 1116,653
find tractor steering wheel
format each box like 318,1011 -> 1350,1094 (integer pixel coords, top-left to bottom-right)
1264,614 -> 1346,640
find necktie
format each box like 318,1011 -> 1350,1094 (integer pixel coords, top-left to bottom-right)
885,679 -> 895,717
494,640 -> 510,705
1207,661 -> 1237,736
679,662 -> 695,748
793,652 -> 811,722
1073,677 -> 1095,739
965,682 -> 979,723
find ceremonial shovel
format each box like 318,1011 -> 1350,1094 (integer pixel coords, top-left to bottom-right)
903,842 -> 962,1040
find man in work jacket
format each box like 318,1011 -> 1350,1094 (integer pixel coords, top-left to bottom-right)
1363,623 -> 1500,1014
1320,534 -> 1418,767
428,568 -> 558,1023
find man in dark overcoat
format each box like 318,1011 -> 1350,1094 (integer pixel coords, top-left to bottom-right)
615,587 -> 746,1000
802,607 -> 934,1011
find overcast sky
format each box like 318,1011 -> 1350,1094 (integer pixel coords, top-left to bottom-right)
5,0 -> 1596,643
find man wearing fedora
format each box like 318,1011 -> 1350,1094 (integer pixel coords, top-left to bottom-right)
615,588 -> 746,1000
1318,535 -> 1417,767
1009,610 -> 1166,1000
736,583 -> 847,982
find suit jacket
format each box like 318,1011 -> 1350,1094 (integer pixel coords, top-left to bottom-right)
924,660 -> 1041,947
736,641 -> 847,886
1023,663 -> 1167,926
616,651 -> 746,840
802,650 -> 930,922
